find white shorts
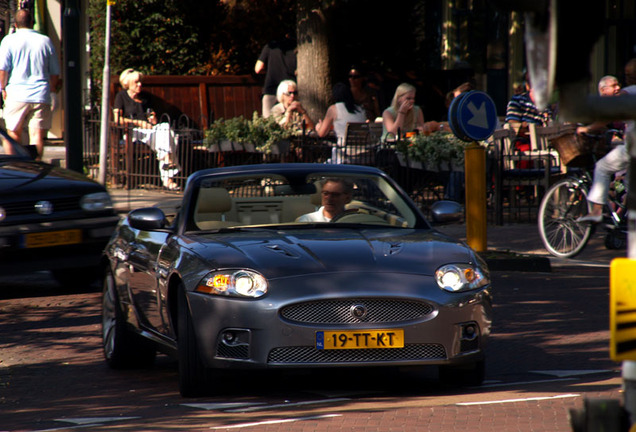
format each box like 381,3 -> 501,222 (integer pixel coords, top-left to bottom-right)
3,99 -> 52,132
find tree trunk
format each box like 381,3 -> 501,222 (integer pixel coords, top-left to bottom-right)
296,1 -> 331,124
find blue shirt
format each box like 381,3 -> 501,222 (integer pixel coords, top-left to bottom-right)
0,28 -> 60,103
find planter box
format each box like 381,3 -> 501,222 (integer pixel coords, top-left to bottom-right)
208,140 -> 245,152
270,140 -> 291,155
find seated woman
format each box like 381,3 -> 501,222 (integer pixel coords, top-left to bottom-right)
315,83 -> 367,163
270,80 -> 315,132
113,68 -> 179,190
381,82 -> 441,141
348,66 -> 381,121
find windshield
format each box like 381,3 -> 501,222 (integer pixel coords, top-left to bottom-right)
189,172 -> 421,231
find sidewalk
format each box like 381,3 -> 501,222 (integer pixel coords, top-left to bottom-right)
106,187 -> 626,270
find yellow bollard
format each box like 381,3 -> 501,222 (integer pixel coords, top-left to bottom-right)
464,142 -> 487,251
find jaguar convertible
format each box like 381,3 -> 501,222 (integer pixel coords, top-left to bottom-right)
101,163 -> 492,396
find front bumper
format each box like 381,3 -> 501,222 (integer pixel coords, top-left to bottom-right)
186,273 -> 492,370
0,214 -> 120,273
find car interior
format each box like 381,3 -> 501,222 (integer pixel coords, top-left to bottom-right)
191,174 -> 416,231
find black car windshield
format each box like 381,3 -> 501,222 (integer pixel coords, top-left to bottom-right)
190,172 -> 420,231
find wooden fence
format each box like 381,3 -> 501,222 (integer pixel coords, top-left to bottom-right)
109,75 -> 263,130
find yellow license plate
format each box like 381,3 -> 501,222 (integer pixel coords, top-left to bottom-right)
24,229 -> 82,248
316,329 -> 404,350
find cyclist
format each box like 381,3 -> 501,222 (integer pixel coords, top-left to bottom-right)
577,75 -> 629,223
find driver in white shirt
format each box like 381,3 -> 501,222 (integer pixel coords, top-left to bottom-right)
297,178 -> 353,222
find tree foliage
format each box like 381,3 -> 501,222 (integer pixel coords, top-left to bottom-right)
87,0 -> 481,120
88,0 -> 296,102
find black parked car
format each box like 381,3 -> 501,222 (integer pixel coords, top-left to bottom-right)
0,131 -> 120,286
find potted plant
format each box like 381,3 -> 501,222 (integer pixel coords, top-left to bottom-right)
203,112 -> 297,154
203,115 -> 250,152
247,113 -> 298,154
396,132 -> 470,171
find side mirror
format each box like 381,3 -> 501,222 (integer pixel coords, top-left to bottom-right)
430,200 -> 464,224
128,207 -> 167,231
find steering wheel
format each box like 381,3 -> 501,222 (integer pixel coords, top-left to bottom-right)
330,208 -> 361,222
331,206 -> 408,226
331,208 -> 389,225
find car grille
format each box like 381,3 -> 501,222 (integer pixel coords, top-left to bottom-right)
280,299 -> 434,324
216,343 -> 249,359
2,197 -> 81,218
267,344 -> 446,364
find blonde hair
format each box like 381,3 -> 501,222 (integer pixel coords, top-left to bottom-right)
119,68 -> 143,90
390,83 -> 417,132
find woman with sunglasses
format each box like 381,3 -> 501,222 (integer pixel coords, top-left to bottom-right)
270,80 -> 314,131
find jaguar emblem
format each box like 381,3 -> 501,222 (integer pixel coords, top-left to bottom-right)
350,304 -> 368,320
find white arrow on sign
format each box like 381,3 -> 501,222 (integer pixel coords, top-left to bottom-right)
467,101 -> 489,129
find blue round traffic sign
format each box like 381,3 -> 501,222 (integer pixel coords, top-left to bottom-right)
448,91 -> 498,142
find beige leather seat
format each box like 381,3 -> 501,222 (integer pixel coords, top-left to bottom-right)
282,199 -> 316,222
194,187 -> 238,230
293,182 -> 323,222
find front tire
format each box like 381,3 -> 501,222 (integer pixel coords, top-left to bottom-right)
178,286 -> 214,397
538,178 -> 593,258
102,269 -> 156,368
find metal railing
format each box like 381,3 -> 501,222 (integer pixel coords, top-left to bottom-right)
84,108 -> 557,223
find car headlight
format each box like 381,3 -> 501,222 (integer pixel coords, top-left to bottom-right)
196,270 -> 268,298
80,192 -> 113,212
435,263 -> 489,292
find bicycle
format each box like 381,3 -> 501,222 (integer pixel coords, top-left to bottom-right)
537,129 -> 627,258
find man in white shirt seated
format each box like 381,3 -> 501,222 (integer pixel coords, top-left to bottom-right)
297,178 -> 353,222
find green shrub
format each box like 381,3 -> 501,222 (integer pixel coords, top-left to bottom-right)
203,112 -> 298,154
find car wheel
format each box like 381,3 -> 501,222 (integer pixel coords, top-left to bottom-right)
439,360 -> 485,387
52,266 -> 100,289
178,285 -> 214,397
102,269 -> 156,368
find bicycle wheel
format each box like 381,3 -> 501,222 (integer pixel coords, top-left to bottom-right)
538,178 -> 593,258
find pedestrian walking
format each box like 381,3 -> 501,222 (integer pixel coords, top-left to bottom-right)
254,34 -> 297,118
0,8 -> 60,160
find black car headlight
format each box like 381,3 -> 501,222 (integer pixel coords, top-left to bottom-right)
196,270 -> 268,298
435,264 -> 489,292
80,192 -> 113,212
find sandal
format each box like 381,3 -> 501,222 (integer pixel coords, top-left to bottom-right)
163,180 -> 181,191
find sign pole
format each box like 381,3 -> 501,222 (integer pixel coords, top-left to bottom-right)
63,0 -> 82,173
98,0 -> 113,185
464,141 -> 487,251
448,90 -> 497,252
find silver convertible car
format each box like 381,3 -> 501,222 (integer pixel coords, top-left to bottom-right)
102,163 -> 492,396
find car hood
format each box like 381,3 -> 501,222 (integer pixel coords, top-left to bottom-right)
0,159 -> 106,194
187,228 -> 475,278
